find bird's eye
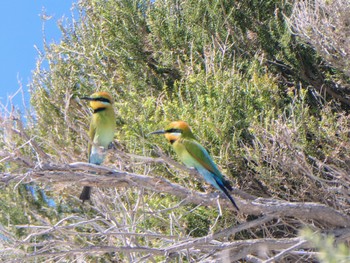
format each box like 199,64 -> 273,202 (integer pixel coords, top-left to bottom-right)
94,97 -> 111,103
166,128 -> 182,133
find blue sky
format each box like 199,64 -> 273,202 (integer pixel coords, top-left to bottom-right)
0,1 -> 76,110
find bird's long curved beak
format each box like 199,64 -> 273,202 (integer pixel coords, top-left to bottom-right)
147,130 -> 166,136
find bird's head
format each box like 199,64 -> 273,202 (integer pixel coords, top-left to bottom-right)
81,91 -> 114,110
149,121 -> 196,144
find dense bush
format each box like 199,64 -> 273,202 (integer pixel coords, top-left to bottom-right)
0,0 -> 349,261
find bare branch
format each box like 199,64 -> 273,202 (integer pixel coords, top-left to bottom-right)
263,239 -> 308,263
200,237 -> 311,262
164,215 -> 275,254
290,0 -> 350,77
24,246 -> 164,259
2,162 -> 349,228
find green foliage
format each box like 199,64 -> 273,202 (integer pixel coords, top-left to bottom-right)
16,0 -> 350,225
301,228 -> 350,263
1,0 -> 349,261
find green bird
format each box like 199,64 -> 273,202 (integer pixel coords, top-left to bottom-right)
149,121 -> 239,210
79,91 -> 116,202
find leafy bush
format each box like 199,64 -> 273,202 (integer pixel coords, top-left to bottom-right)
0,0 -> 349,261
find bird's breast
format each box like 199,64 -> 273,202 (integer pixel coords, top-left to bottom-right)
92,111 -> 116,148
89,110 -> 116,164
172,141 -> 198,168
93,127 -> 115,147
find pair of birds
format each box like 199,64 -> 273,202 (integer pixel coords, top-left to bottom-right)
80,91 -> 239,210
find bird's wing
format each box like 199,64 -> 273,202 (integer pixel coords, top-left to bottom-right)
182,138 -> 224,179
182,138 -> 238,210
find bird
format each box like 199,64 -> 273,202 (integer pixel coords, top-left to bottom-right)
79,91 -> 116,202
149,121 -> 239,210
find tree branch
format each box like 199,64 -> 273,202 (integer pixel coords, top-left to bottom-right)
2,162 -> 349,228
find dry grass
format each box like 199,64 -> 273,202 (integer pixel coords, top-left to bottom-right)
291,0 -> 350,77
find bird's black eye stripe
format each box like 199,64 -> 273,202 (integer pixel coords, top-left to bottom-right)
165,128 -> 182,133
94,97 -> 111,103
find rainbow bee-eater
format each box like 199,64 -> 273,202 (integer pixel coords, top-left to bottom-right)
149,121 -> 239,210
79,91 -> 116,202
